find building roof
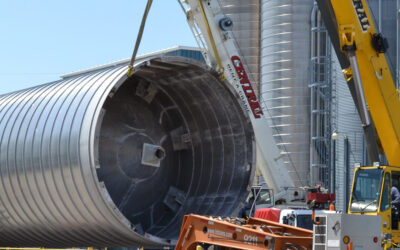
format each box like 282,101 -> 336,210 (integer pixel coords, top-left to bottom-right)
60,46 -> 202,79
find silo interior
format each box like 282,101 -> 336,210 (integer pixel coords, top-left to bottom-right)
96,60 -> 255,240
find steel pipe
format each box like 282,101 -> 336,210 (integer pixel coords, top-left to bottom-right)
0,57 -> 254,247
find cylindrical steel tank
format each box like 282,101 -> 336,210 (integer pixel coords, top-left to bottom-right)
0,56 -> 254,247
260,0 -> 313,186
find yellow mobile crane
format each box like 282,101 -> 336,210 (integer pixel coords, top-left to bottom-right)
315,0 -> 400,247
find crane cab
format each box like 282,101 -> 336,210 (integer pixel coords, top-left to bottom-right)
349,166 -> 400,239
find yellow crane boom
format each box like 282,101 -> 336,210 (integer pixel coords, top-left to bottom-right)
318,0 -> 400,165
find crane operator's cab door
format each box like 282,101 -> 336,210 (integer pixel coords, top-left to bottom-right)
348,167 -> 400,237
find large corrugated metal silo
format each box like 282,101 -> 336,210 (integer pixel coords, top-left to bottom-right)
260,0 -> 314,187
0,54 -> 254,247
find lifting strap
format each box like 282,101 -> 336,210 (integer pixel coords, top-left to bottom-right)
127,0 -> 153,77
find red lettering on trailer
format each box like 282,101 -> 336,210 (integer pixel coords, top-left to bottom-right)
231,56 -> 263,119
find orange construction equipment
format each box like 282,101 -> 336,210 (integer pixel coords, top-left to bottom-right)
175,214 -> 313,250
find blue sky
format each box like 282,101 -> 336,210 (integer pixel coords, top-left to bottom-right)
0,1 -> 197,94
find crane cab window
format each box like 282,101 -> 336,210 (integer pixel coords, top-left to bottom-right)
350,169 -> 383,213
380,173 -> 390,212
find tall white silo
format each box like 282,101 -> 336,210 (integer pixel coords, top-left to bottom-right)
260,0 -> 314,187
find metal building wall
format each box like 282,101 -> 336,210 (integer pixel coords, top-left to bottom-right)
309,4 -> 366,210
331,52 -> 365,211
260,0 -> 314,187
366,0 -> 398,84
